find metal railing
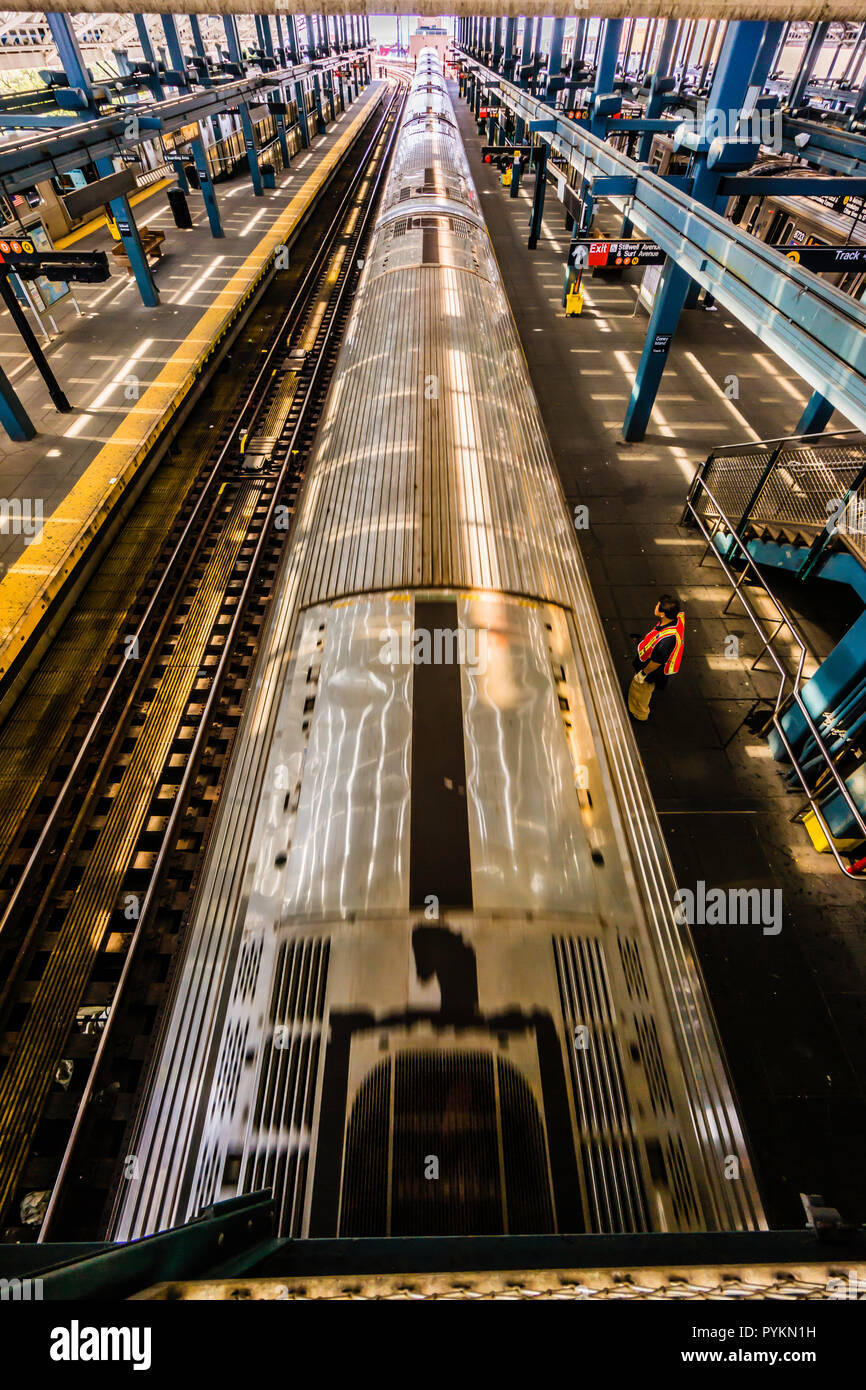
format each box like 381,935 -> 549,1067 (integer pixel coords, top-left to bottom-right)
682,428 -> 866,573
683,475 -> 866,877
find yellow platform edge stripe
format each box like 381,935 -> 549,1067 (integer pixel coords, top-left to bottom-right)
0,89 -> 378,678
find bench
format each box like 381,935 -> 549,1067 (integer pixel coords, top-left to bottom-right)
111,227 -> 166,275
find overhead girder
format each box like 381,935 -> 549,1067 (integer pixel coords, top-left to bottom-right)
0,4 -> 861,20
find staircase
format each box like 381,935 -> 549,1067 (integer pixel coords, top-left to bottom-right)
682,429 -> 866,873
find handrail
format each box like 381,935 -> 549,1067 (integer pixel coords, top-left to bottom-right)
461,54 -> 866,432
692,427 -> 861,467
681,431 -> 866,543
684,476 -> 866,877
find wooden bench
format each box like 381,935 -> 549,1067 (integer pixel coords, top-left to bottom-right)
111,227 -> 166,275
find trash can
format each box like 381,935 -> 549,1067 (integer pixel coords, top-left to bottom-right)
261,162 -> 276,190
185,162 -> 200,191
167,186 -> 193,230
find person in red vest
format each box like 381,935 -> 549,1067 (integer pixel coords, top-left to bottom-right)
628,594 -> 685,722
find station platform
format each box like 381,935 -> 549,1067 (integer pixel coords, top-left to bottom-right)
0,80 -> 383,688
453,89 -> 866,1228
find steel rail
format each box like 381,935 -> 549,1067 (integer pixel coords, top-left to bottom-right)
0,86 -> 394,951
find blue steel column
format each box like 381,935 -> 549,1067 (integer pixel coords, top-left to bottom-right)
849,72 -> 866,129
286,16 -> 300,64
623,21 -> 767,442
48,12 -> 159,307
0,363 -> 34,442
491,17 -> 502,71
240,104 -> 264,194
788,21 -> 829,110
312,73 -> 326,134
135,14 -> 165,98
502,17 -> 517,78
636,19 -> 677,162
750,21 -> 784,93
188,15 -> 211,86
519,15 -> 533,84
591,19 -> 624,136
191,131 -> 223,236
623,18 -> 678,234
273,90 -> 291,163
548,17 -> 565,87
223,15 -> 263,195
165,15 -> 222,236
796,390 -> 835,436
223,14 -> 242,64
294,78 -> 311,147
261,15 -> 275,59
528,142 -> 548,249
161,14 -> 188,89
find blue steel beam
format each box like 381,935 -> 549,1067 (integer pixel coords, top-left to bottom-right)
160,14 -> 189,89
460,48 -> 866,437
187,15 -> 211,88
135,14 -> 165,99
751,22 -> 786,94
519,15 -> 533,86
0,72 -> 296,191
261,14 -> 274,59
720,175 -> 866,196
548,18 -> 565,86
625,20 -> 767,438
502,18 -> 517,80
286,16 -> 300,65
47,12 -> 159,307
0,114 -> 79,129
222,15 -> 241,65
780,116 -> 866,176
491,18 -> 502,72
788,22 -> 829,110
592,20 -> 624,136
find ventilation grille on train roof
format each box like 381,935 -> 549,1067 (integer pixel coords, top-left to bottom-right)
395,181 -> 466,202
339,1051 -> 556,1237
192,935 -> 330,1238
386,214 -> 478,241
554,933 -> 705,1232
553,935 -> 650,1234
241,935 -> 329,1236
189,931 -> 265,1217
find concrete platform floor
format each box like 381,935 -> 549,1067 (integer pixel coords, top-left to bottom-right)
0,89 -> 377,578
454,89 -> 866,1229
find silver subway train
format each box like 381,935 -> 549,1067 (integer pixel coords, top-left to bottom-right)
114,51 -> 764,1241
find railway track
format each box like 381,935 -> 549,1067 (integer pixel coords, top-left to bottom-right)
0,80 -> 406,1244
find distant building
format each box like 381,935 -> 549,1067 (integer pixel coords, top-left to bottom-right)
409,24 -> 449,65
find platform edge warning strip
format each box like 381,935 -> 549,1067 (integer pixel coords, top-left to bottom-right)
0,86 -> 382,681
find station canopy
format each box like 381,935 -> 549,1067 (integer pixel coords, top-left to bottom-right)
1,3 -> 863,20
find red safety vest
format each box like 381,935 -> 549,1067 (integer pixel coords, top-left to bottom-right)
637,612 -> 685,676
